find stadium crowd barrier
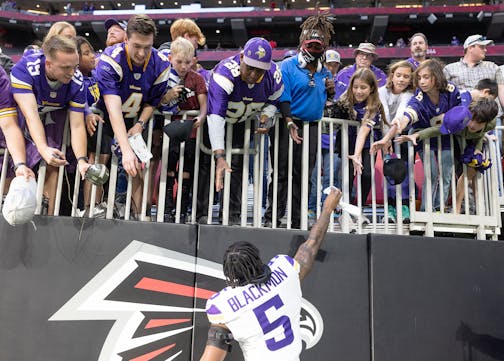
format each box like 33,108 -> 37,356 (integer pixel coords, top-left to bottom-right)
0,110 -> 501,239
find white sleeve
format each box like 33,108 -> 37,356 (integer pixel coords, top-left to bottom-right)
207,113 -> 226,151
394,92 -> 414,122
378,86 -> 391,124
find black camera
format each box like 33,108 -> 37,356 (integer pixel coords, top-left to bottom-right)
177,87 -> 192,103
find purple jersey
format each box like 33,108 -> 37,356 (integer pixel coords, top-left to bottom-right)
10,52 -> 86,118
96,43 -> 171,121
0,65 -> 16,146
207,54 -> 283,124
335,64 -> 387,100
404,83 -> 461,150
10,52 -> 86,167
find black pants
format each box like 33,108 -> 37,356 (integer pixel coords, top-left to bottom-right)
196,121 -> 247,220
264,119 -> 318,227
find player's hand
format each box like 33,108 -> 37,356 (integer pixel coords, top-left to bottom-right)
85,113 -> 104,137
215,157 -> 232,192
323,186 -> 342,211
348,154 -> 363,176
395,133 -> 418,146
14,164 -> 35,180
370,139 -> 391,155
288,123 -> 303,144
77,160 -> 91,180
122,147 -> 140,177
162,85 -> 184,104
42,147 -> 68,167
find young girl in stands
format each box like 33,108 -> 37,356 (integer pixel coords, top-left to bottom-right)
77,36 -> 110,216
334,68 -> 385,209
374,60 -> 415,222
377,58 -> 461,212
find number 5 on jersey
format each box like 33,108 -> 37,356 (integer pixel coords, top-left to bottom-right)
253,294 -> 294,351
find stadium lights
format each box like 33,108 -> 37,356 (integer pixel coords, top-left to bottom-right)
445,13 -> 453,18
265,17 -> 272,22
217,18 -> 225,23
159,2 -> 164,5
295,17 -> 303,22
360,15 -> 368,20
409,14 -> 417,19
427,13 -> 437,24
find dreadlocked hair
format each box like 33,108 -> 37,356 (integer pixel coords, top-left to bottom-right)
223,241 -> 271,288
299,3 -> 334,47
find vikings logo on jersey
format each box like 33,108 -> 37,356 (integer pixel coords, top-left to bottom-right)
50,241 -> 324,361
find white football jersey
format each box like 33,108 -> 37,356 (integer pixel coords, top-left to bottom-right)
205,255 -> 302,361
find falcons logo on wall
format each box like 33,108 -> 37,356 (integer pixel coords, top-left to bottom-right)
50,240 -> 324,360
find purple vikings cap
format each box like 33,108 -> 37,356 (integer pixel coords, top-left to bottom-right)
440,106 -> 472,135
242,37 -> 272,70
105,18 -> 127,32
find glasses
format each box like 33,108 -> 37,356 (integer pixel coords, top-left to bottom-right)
356,51 -> 373,58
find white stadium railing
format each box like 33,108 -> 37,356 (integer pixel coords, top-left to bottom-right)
0,110 -> 502,239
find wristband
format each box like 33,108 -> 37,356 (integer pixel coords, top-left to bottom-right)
286,121 -> 294,129
136,120 -> 147,130
77,156 -> 89,163
14,162 -> 26,172
214,153 -> 226,161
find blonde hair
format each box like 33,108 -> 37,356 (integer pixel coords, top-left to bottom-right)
385,60 -> 414,92
42,35 -> 78,60
43,21 -> 76,45
170,18 -> 206,46
341,68 -> 387,124
170,37 -> 195,59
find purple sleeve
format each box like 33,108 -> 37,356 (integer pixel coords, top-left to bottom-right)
10,55 -> 35,94
0,66 -> 15,113
96,54 -> 122,97
68,71 -> 86,113
207,62 -> 233,118
145,59 -> 171,108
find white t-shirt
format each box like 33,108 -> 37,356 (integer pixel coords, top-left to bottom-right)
205,255 -> 302,361
378,86 -> 413,128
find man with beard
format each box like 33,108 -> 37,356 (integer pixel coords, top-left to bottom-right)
406,32 -> 428,70
104,18 -> 127,47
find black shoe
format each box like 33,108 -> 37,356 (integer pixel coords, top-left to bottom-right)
264,219 -> 281,228
228,215 -> 241,226
164,212 -> 175,223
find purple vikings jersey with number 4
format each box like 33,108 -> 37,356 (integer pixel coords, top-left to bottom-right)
207,54 -> 283,124
96,43 -> 171,120
206,255 -> 302,361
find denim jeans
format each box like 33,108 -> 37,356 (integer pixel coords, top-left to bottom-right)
308,149 -> 341,211
419,148 -> 453,211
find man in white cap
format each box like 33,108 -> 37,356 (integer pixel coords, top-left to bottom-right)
334,42 -> 386,99
443,34 -> 502,92
104,18 -> 127,47
325,49 -> 342,79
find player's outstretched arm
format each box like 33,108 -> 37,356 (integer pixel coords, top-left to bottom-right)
294,188 -> 341,282
200,324 -> 232,361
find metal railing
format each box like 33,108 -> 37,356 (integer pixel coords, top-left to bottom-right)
0,110 -> 501,239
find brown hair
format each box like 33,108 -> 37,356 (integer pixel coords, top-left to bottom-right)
170,18 -> 206,46
413,58 -> 447,91
385,60 -> 415,92
470,98 -> 498,124
341,68 -> 387,124
42,35 -> 78,60
408,32 -> 428,46
127,14 -> 157,38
